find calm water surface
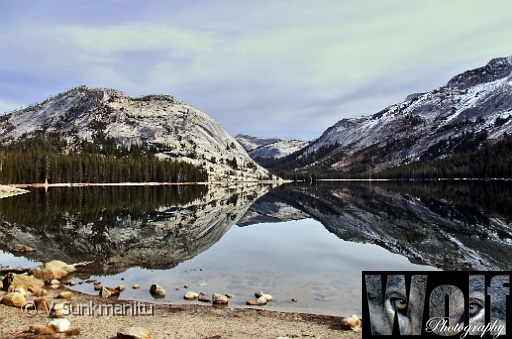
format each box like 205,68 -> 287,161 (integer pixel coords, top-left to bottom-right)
2,181 -> 511,316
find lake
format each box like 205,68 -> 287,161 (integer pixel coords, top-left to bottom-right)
1,181 -> 511,316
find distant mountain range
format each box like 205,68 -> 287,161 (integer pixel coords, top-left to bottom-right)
273,56 -> 512,175
235,134 -> 309,159
0,86 -> 274,182
1,56 -> 511,180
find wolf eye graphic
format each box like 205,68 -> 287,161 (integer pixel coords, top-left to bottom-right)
468,302 -> 483,317
390,297 -> 408,313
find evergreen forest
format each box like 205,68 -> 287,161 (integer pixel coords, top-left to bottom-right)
0,135 -> 208,184
373,133 -> 512,179
267,134 -> 512,180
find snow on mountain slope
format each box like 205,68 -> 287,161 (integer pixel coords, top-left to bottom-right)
235,134 -> 309,159
301,56 -> 512,172
0,86 -> 277,182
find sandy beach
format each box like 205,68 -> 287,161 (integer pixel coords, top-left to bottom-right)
1,288 -> 362,338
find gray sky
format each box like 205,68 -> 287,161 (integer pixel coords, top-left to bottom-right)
1,1 -> 511,141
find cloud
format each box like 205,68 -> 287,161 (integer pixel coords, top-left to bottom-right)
1,0 -> 512,140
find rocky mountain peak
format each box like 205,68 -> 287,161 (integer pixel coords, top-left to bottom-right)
287,55 -> 512,174
446,55 -> 512,90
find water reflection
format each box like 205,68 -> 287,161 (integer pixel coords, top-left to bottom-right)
242,181 -> 512,270
1,181 -> 512,315
0,184 -> 269,274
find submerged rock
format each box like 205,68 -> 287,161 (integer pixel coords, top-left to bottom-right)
256,296 -> 268,305
212,293 -> 228,305
149,284 -> 166,298
261,293 -> 272,302
198,295 -> 211,303
184,291 -> 199,300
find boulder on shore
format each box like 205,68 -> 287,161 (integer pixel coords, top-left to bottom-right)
32,260 -> 76,280
340,314 -> 362,331
2,272 -> 44,292
1,292 -> 26,307
48,318 -> 71,333
117,326 -> 153,339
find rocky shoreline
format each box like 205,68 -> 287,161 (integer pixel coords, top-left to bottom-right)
0,260 -> 362,338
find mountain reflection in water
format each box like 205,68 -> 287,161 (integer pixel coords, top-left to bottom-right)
243,181 -> 512,271
1,181 -> 512,315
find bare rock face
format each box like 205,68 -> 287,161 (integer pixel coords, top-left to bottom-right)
0,86 -> 275,182
32,260 -> 76,280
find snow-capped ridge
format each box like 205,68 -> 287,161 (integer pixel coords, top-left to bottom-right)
447,56 -> 512,90
235,134 -> 309,159
295,55 -> 512,172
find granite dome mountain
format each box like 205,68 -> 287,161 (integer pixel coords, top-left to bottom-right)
0,86 -> 275,182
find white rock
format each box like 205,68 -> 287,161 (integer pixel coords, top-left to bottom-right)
48,318 -> 70,333
261,293 -> 273,301
256,296 -> 267,305
117,326 -> 152,339
12,286 -> 28,295
340,314 -> 362,331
